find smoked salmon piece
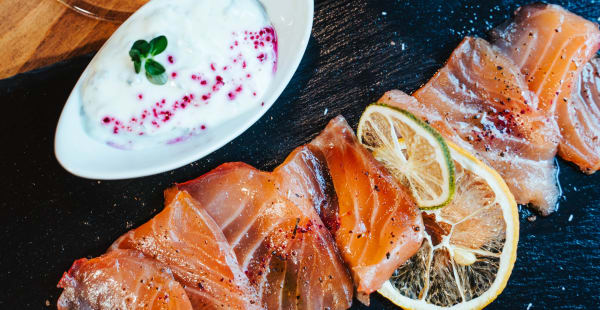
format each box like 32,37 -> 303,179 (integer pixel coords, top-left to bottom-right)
558,58 -> 600,173
382,37 -> 560,214
178,161 -> 354,309
57,249 -> 192,310
307,116 -> 424,300
491,3 -> 600,114
110,190 -> 260,309
491,4 -> 600,173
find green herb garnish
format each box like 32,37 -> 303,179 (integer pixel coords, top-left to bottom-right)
129,35 -> 168,85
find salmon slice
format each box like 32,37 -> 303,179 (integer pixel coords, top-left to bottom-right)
57,249 -> 192,310
110,190 -> 260,309
382,37 -> 560,214
558,58 -> 600,173
491,3 -> 600,114
178,161 -> 354,309
307,115 -> 424,300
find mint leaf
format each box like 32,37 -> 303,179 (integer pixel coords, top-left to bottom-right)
132,40 -> 150,56
146,71 -> 167,85
149,35 -> 168,56
129,36 -> 169,85
145,58 -> 165,75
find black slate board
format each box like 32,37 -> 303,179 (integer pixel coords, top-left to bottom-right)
1,0 -> 599,309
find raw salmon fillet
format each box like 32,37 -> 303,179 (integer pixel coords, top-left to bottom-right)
491,4 -> 600,172
110,190 -> 260,309
178,161 -> 354,309
491,3 -> 600,114
57,249 -> 192,310
307,116 -> 424,300
558,58 -> 600,173
382,37 -> 560,214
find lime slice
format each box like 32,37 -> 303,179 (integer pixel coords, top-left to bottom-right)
378,142 -> 519,309
358,104 -> 455,209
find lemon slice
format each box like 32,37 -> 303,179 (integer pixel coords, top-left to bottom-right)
378,142 -> 519,310
358,104 -> 455,209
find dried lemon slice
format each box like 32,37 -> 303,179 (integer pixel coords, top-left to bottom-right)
358,104 -> 455,209
378,142 -> 519,309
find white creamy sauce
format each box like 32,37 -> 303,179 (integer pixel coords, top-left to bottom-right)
80,0 -> 277,149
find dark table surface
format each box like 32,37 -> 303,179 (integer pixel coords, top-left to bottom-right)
1,0 -> 599,309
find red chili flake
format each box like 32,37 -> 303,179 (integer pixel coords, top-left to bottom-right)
171,72 -> 177,78
167,55 -> 174,64
138,94 -> 143,100
201,125 -> 206,130
210,63 -> 216,71
102,117 -> 111,124
200,80 -> 207,85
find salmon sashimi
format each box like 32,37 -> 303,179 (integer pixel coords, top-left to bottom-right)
491,3 -> 600,114
178,162 -> 354,309
307,115 -> 424,300
558,58 -> 600,173
57,249 -> 192,310
110,190 -> 260,309
382,37 -> 560,214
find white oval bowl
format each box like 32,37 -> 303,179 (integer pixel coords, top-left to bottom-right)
55,0 -> 313,180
